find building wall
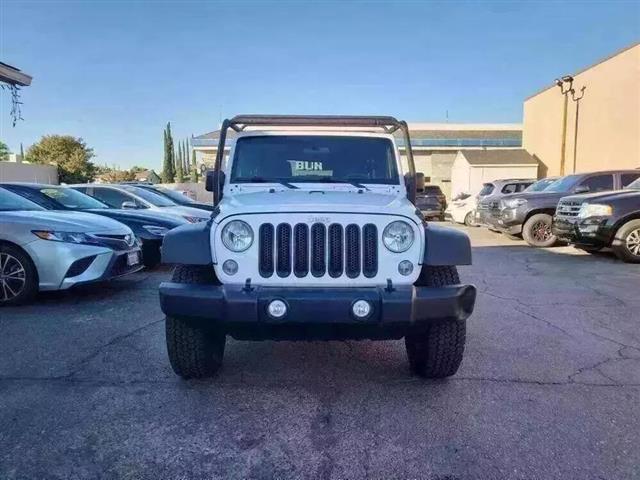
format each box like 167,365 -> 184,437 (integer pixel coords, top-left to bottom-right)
523,43 -> 640,177
0,162 -> 58,184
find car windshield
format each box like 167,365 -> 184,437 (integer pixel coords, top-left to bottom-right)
230,135 -> 399,185
479,184 -> 494,196
0,188 -> 45,212
543,175 -> 579,192
524,178 -> 557,192
625,178 -> 640,190
153,187 -> 195,203
121,186 -> 176,207
40,187 -> 110,209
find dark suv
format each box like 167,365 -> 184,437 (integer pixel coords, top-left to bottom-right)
553,176 -> 640,262
488,170 -> 640,247
415,185 -> 447,221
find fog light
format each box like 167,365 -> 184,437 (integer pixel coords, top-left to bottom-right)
352,300 -> 372,319
267,299 -> 287,318
222,259 -> 238,275
398,260 -> 414,276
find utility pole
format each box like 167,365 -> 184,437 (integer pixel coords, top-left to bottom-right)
554,76 -> 574,176
570,86 -> 587,174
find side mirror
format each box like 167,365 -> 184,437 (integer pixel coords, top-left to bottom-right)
574,185 -> 589,194
205,170 -> 226,205
416,172 -> 425,192
121,201 -> 137,209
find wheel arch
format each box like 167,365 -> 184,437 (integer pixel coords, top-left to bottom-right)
612,213 -> 640,238
422,224 -> 472,266
0,239 -> 40,285
523,208 -> 556,225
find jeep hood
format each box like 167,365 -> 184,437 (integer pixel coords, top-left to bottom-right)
217,191 -> 417,219
561,189 -> 640,203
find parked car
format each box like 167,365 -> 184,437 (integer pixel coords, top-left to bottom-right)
70,184 -> 211,223
0,188 -> 143,306
488,170 -> 640,247
159,115 -> 476,379
415,184 -> 447,220
130,184 -> 216,212
553,177 -> 640,262
445,192 -> 478,226
0,183 -> 187,268
474,179 -> 535,228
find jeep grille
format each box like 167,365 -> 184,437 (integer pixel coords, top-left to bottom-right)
258,222 -> 378,279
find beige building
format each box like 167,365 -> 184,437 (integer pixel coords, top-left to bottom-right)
523,42 -> 640,177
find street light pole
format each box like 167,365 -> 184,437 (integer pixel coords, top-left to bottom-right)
570,86 -> 587,174
555,76 -> 574,176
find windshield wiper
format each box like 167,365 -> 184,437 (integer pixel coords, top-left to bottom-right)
296,177 -> 370,191
239,177 -> 298,189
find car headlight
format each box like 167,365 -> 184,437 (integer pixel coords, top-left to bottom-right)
382,221 -> 415,253
221,220 -> 254,252
142,225 -> 169,236
578,203 -> 613,218
502,198 -> 527,209
32,230 -> 101,246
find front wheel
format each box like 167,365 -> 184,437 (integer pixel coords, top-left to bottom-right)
463,211 -> 475,227
612,220 -> 640,263
407,266 -> 466,378
0,244 -> 38,306
522,213 -> 557,248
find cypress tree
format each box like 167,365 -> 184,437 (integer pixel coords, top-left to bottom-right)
20,143 -> 24,161
175,137 -> 184,183
161,126 -> 173,183
183,140 -> 189,176
190,141 -> 198,183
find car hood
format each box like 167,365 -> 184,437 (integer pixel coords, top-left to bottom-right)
159,205 -> 212,220
501,191 -> 567,203
217,191 -> 418,220
560,189 -> 640,203
85,208 -> 188,227
2,210 -> 131,234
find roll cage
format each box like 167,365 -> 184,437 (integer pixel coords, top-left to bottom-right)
210,115 -> 417,205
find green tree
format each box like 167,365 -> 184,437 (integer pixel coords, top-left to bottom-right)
190,141 -> 198,182
175,138 -> 184,183
183,140 -> 189,177
26,135 -> 96,183
0,140 -> 10,161
161,123 -> 175,183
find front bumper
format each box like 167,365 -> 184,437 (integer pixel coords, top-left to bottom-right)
552,217 -> 613,248
488,208 -> 524,235
159,283 -> 476,339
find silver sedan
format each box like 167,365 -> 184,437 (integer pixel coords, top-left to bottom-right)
0,188 -> 143,306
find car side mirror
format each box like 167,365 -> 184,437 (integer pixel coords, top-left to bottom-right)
205,170 -> 226,205
121,201 -> 137,209
574,185 -> 589,194
416,172 -> 425,192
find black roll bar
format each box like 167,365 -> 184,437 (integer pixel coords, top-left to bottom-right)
213,115 -> 417,204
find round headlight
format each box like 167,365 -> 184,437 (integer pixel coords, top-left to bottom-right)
382,221 -> 415,253
221,220 -> 253,252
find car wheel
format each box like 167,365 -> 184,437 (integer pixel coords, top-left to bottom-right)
407,266 -> 466,378
463,212 -> 475,227
0,244 -> 38,307
165,265 -> 225,378
522,213 -> 557,248
612,220 -> 640,264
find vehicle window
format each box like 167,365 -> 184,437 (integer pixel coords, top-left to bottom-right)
3,187 -> 58,209
545,175 -> 580,192
501,184 -> 518,194
0,188 -> 45,211
479,183 -> 495,196
230,135 -> 399,185
579,174 -> 614,192
626,178 -> 640,190
40,187 -> 109,209
91,187 -> 139,209
122,186 -> 176,207
622,173 -> 640,187
515,183 -> 532,192
155,187 -> 195,203
524,178 -> 556,192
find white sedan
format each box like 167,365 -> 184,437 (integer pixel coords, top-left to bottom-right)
445,194 -> 478,226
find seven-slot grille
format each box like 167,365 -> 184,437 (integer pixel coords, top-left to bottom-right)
555,200 -> 582,219
259,222 -> 378,279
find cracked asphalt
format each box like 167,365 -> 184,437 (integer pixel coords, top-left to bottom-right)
1,225 -> 639,479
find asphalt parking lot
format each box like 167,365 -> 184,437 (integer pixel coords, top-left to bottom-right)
1,225 -> 639,480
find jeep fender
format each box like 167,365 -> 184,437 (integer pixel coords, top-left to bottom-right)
161,222 -> 213,265
422,224 -> 472,266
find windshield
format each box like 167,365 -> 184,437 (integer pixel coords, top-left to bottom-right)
230,135 -> 399,185
40,187 -> 110,209
0,188 -> 45,212
626,178 -> 640,190
524,178 -> 557,192
153,187 -> 195,203
479,184 -> 495,196
122,186 -> 176,207
544,175 -> 579,192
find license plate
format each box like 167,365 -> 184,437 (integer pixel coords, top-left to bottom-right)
127,252 -> 140,266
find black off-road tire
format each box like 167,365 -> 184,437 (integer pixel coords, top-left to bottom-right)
522,213 -> 557,248
407,265 -> 466,378
165,265 -> 225,379
0,243 -> 38,307
612,219 -> 640,264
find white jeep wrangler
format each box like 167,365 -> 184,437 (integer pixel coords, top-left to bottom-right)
159,115 -> 476,379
